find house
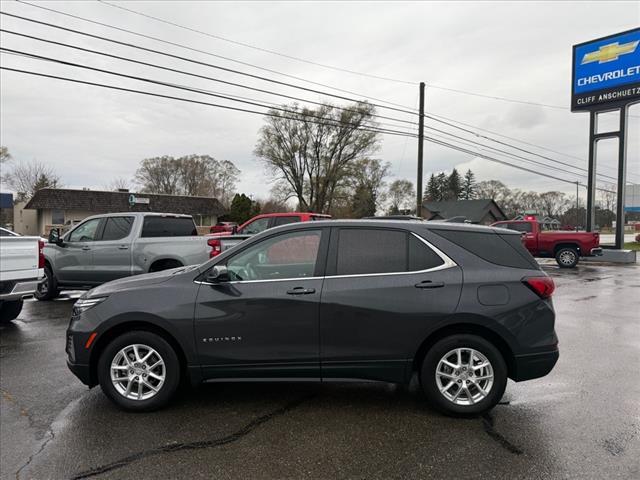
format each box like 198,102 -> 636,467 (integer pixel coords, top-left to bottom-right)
421,199 -> 507,225
19,188 -> 226,235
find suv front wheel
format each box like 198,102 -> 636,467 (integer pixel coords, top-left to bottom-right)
97,330 -> 180,411
420,334 -> 507,416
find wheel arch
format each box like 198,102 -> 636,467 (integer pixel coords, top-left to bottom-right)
148,257 -> 185,273
553,242 -> 580,255
89,320 -> 189,387
411,319 -> 516,379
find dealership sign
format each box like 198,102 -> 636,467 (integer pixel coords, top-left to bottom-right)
128,194 -> 150,206
571,28 -> 640,111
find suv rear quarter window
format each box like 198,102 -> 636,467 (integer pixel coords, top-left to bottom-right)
141,216 -> 197,237
433,229 -> 538,269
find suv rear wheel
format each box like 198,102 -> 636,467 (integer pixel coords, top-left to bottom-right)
97,330 -> 180,411
420,334 -> 507,416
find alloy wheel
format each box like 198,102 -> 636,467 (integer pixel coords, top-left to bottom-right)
559,251 -> 576,266
110,344 -> 166,401
435,348 -> 494,406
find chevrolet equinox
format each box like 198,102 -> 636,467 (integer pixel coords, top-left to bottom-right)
66,220 -> 559,415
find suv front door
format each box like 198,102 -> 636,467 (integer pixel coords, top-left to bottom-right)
195,227 -> 328,379
56,218 -> 103,284
319,227 -> 463,383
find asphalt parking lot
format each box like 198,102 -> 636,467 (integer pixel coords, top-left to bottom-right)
1,262 -> 639,480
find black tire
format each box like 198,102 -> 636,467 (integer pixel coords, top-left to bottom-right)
0,300 -> 23,324
420,334 -> 507,417
35,265 -> 59,301
555,247 -> 579,268
97,330 -> 181,412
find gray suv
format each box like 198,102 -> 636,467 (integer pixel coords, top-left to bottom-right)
66,220 -> 558,415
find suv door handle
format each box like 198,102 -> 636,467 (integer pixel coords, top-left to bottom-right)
415,280 -> 444,289
286,287 -> 316,295
81,246 -> 91,251
118,245 -> 129,250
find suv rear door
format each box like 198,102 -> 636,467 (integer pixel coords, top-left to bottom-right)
90,216 -> 135,283
319,226 -> 463,383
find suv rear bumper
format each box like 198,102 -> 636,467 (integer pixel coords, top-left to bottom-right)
512,348 -> 559,381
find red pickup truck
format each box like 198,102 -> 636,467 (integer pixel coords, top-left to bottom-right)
207,212 -> 331,257
492,218 -> 602,268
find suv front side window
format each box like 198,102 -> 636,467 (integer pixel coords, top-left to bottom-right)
68,218 -> 102,242
226,230 -> 321,281
241,217 -> 270,235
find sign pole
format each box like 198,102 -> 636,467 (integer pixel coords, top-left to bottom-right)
586,111 -> 597,232
615,105 -> 628,249
416,82 -> 425,217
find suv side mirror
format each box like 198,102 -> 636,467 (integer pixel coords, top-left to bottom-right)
205,265 -> 229,284
48,228 -> 63,246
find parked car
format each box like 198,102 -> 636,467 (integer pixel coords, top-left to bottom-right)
207,212 -> 331,257
492,216 -> 602,268
37,213 -> 215,300
0,230 -> 44,323
66,219 -> 558,415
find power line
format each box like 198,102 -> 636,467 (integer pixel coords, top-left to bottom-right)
0,65 -> 617,195
0,64 -> 412,138
7,7 -> 630,183
427,111 -> 640,181
96,0 -> 417,86
2,39 -> 621,185
12,1 -> 418,113
0,28 -> 417,128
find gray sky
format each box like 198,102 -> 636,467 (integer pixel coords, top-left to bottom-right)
1,0 -> 639,203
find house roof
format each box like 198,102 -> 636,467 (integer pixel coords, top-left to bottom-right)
25,188 -> 225,216
422,199 -> 506,223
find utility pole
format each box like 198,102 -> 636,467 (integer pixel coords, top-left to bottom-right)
416,82 -> 425,216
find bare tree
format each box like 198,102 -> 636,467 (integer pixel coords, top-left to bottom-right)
135,156 -> 182,195
135,155 -> 240,203
387,179 -> 415,214
105,177 -> 130,191
255,102 -> 380,213
539,191 -> 569,218
5,159 -> 61,201
0,146 -> 12,185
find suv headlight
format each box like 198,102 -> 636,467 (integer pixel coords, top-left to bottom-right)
73,297 -> 107,315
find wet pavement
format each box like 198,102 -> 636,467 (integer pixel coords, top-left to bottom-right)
1,263 -> 639,479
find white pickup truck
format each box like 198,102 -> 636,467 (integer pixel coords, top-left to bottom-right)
0,228 -> 44,323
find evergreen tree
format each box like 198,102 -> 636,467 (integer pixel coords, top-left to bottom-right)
425,174 -> 440,201
229,193 -> 260,223
436,172 -> 448,201
351,184 -> 377,218
446,169 -> 462,200
461,169 -> 477,200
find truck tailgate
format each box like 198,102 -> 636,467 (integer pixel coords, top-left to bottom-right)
0,237 -> 41,281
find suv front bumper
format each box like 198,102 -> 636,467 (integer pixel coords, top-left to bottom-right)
512,348 -> 559,381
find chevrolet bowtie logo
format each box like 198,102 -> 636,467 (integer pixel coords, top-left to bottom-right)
581,40 -> 639,65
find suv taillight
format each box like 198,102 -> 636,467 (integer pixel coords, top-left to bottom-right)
38,239 -> 45,268
208,238 -> 222,258
523,276 -> 555,299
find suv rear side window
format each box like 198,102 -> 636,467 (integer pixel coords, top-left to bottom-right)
101,216 -> 134,241
433,229 -> 538,269
141,217 -> 197,237
336,228 -> 406,275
